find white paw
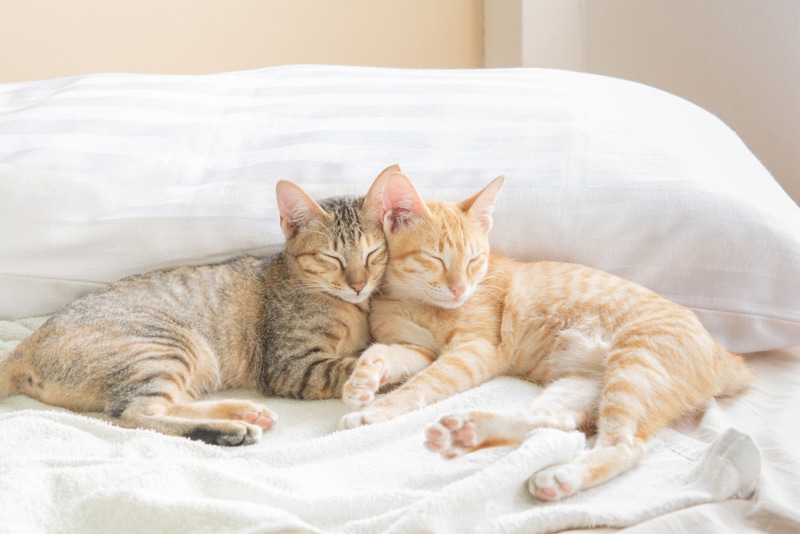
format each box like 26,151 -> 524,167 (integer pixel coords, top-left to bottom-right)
339,412 -> 366,429
342,354 -> 387,409
338,407 -> 394,429
339,410 -> 386,430
424,413 -> 480,459
424,422 -> 454,454
529,463 -> 584,501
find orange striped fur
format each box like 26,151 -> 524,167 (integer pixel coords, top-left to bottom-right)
340,172 -> 753,501
0,167 -> 395,446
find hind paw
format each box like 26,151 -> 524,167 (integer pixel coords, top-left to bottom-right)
529,464 -> 584,501
230,404 -> 277,431
424,413 -> 483,459
186,421 -> 263,446
223,422 -> 263,446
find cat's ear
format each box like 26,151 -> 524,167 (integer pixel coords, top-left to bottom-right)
276,180 -> 326,238
382,172 -> 431,234
363,164 -> 401,223
458,175 -> 505,233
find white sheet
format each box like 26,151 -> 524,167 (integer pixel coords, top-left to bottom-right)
2,65 -> 800,534
1,317 -> 799,534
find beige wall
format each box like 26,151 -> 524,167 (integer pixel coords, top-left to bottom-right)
486,0 -> 800,205
585,1 -> 800,205
0,0 -> 484,82
3,0 -> 798,205
485,0 -> 582,70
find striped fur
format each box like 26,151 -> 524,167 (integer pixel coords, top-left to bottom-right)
0,167 -> 394,446
340,172 -> 754,500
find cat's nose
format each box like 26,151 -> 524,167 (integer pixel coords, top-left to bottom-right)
349,281 -> 367,294
449,284 -> 466,298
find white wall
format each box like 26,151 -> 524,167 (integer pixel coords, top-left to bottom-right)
485,0 -> 800,205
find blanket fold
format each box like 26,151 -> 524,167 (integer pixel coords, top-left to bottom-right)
0,317 -> 760,534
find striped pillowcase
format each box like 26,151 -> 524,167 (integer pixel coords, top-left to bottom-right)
1,65 -> 798,352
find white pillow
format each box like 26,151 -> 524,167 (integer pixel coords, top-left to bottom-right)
0,66 -> 798,353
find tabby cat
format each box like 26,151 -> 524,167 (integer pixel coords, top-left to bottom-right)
339,171 -> 753,501
0,166 -> 394,446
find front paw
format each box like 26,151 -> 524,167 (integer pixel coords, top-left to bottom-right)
338,410 -> 389,430
339,411 -> 368,429
424,413 -> 482,459
342,350 -> 388,409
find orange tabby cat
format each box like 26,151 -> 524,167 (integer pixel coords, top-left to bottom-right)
339,171 -> 753,501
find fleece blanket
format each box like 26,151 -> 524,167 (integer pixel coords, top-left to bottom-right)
0,317 -> 760,534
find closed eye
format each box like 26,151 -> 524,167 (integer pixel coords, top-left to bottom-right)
468,253 -> 485,265
365,245 -> 386,266
422,251 -> 446,269
320,252 -> 345,269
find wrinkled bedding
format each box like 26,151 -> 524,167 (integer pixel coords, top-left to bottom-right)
2,65 -> 800,533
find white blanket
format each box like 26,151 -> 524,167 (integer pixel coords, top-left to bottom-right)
2,64 -> 800,534
0,317 -> 761,534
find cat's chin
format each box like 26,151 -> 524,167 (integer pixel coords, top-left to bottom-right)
427,296 -> 469,310
340,291 -> 372,305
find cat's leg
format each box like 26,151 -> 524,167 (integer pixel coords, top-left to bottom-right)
529,349 -> 676,501
529,435 -> 646,502
108,366 -> 276,446
169,399 -> 277,431
342,343 -> 435,409
340,340 -> 502,429
425,410 -> 533,458
425,376 -> 601,458
115,395 -> 273,446
529,419 -> 649,502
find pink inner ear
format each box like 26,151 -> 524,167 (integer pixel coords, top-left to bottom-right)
365,183 -> 389,224
276,183 -> 302,220
382,173 -> 425,233
364,165 -> 401,223
472,203 -> 494,232
275,181 -> 321,238
468,176 -> 504,233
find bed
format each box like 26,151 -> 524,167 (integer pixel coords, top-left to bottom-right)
1,65 -> 799,534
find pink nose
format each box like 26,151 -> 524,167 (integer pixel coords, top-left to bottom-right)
450,284 -> 466,298
350,281 -> 366,294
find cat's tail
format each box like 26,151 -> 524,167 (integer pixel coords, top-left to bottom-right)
716,346 -> 756,398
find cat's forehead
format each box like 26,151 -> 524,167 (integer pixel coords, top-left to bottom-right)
315,195 -> 383,250
426,200 -> 485,252
318,196 -> 362,229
